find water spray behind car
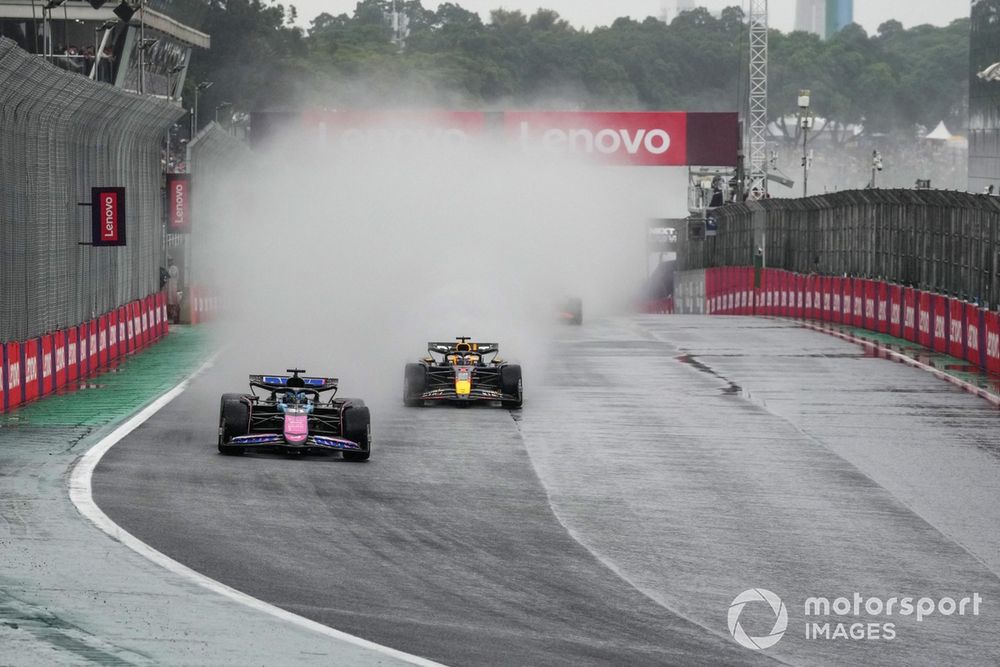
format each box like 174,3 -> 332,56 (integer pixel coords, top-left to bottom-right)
193,124 -> 673,407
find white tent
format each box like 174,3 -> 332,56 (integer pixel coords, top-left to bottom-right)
925,121 -> 952,141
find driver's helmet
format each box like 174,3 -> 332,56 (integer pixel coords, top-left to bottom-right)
284,390 -> 307,405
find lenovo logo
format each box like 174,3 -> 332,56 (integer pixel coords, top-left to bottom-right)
91,187 -> 125,246
101,193 -> 118,240
506,112 -> 687,166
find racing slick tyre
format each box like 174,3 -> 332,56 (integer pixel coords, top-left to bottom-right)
340,398 -> 366,408
500,365 -> 523,409
342,405 -> 371,462
403,363 -> 427,407
218,393 -> 249,455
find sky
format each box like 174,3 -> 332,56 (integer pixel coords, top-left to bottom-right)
284,0 -> 969,33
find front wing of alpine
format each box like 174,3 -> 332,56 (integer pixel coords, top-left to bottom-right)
229,433 -> 362,450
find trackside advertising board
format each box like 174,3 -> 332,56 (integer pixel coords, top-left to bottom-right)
91,187 -> 126,246
166,174 -> 191,233
252,110 -> 739,167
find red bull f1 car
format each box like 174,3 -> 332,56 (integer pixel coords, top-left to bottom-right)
404,337 -> 522,408
218,369 -> 371,460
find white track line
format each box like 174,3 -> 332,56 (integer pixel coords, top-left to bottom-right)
68,358 -> 442,667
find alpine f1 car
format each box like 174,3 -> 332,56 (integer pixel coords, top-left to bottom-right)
404,337 -> 522,408
218,369 -> 371,460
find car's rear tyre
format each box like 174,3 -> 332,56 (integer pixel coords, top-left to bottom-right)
500,365 -> 523,409
218,393 -> 249,455
340,398 -> 366,408
342,405 -> 371,462
403,363 -> 426,407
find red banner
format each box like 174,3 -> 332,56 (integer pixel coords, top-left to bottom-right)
967,304 -> 984,367
78,324 -> 89,377
917,292 -> 932,348
900,289 -> 914,342
5,342 -> 21,408
0,344 -> 4,412
126,303 -> 137,351
889,285 -> 903,338
166,173 -> 191,233
40,334 -> 53,396
108,309 -> 119,361
932,295 -> 948,353
985,311 -> 1000,374
98,315 -> 108,368
860,279 -> 872,329
829,276 -> 842,323
767,269 -> 780,316
840,279 -> 851,326
949,299 -> 966,360
119,305 -> 130,355
54,330 -> 67,390
23,339 -> 39,403
876,282 -> 889,334
777,270 -> 789,317
91,187 -> 126,246
141,298 -> 151,346
88,320 -> 99,374
67,327 -> 79,382
740,267 -> 752,315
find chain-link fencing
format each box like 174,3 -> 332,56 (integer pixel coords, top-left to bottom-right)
678,189 -> 1000,309
0,37 -> 184,342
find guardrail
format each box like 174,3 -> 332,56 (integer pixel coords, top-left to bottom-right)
1,293 -> 168,413
678,190 -> 1000,309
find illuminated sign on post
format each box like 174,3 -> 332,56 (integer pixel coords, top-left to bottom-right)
91,187 -> 126,246
166,174 -> 191,233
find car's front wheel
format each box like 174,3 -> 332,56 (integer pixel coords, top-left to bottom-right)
218,393 -> 249,455
342,405 -> 371,462
500,365 -> 523,409
403,363 -> 426,407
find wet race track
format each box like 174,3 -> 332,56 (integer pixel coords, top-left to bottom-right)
93,316 -> 1000,665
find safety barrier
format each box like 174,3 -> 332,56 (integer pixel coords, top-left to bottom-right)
642,296 -> 675,315
674,267 -> 1000,376
1,292 -> 169,413
188,286 -> 223,324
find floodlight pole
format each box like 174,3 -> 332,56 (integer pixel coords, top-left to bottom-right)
798,89 -> 811,198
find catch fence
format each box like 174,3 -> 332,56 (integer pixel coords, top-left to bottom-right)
679,190 -> 1000,309
0,36 -> 183,342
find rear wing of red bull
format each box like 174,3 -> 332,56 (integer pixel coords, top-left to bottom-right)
427,341 -> 500,356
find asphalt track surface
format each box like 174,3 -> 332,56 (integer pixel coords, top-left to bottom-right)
93,316 -> 1000,665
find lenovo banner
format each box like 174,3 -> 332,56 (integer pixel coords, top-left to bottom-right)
256,110 -> 738,167
166,174 -> 191,233
91,187 -> 126,246
506,111 -> 736,166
